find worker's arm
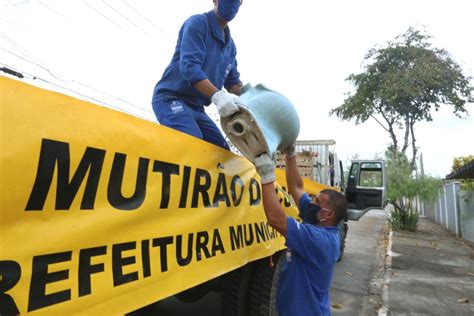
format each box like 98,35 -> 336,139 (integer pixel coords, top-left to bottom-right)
193,79 -> 219,98
192,79 -> 240,117
178,17 -> 239,117
255,155 -> 287,236
261,182 -> 287,236
283,144 -> 305,209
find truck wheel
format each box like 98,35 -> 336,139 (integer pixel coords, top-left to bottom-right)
337,221 -> 348,262
248,251 -> 285,316
220,264 -> 253,316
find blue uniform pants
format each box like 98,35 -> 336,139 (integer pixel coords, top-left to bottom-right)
153,98 -> 230,151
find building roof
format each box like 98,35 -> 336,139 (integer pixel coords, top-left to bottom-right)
445,159 -> 474,179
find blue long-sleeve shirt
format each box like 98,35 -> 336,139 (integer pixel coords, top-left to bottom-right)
152,10 -> 241,109
276,193 -> 340,316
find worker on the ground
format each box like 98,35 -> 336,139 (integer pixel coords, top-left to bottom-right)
151,0 -> 244,151
253,144 -> 348,315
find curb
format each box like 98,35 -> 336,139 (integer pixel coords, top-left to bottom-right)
377,230 -> 393,316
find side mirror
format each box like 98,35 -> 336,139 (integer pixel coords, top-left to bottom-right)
345,160 -> 386,220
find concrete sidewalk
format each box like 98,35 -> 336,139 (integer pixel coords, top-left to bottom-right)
385,218 -> 474,315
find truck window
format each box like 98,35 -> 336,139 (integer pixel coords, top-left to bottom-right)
358,162 -> 383,188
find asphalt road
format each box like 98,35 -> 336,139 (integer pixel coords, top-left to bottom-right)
130,209 -> 389,315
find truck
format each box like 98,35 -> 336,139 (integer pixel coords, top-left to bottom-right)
0,74 -> 386,315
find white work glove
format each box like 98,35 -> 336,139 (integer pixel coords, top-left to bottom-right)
282,142 -> 297,158
254,154 -> 276,184
211,90 -> 240,117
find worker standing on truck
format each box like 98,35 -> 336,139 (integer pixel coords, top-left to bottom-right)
253,144 -> 348,316
151,0 -> 244,151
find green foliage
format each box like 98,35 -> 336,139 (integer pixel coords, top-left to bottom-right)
387,207 -> 419,232
385,150 -> 440,231
451,155 -> 474,172
450,155 -> 474,191
385,150 -> 414,200
331,27 -> 473,166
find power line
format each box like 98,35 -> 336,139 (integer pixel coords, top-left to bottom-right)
0,32 -> 39,65
102,0 -> 151,37
122,0 -> 168,37
1,47 -> 152,115
38,0 -> 65,18
0,45 -> 67,82
82,1 -> 125,30
1,63 -> 153,120
71,79 -> 153,114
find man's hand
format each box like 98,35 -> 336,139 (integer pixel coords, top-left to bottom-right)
282,142 -> 297,158
211,90 -> 240,117
254,154 -> 276,184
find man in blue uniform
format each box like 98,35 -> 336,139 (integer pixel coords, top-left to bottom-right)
254,145 -> 348,315
152,0 -> 244,150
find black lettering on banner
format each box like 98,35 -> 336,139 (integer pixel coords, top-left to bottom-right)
269,226 -> 276,239
78,246 -> 106,297
254,222 -> 266,243
212,173 -> 231,207
179,166 -> 192,208
152,237 -> 173,272
191,169 -> 212,208
176,234 -> 193,266
229,225 -> 244,250
112,242 -> 138,287
230,175 -> 244,206
25,139 -> 105,211
141,240 -> 151,278
153,160 -> 179,209
195,231 -> 211,260
108,153 -> 149,210
28,251 -> 72,312
244,224 -> 254,246
263,222 -> 271,240
0,260 -> 21,315
249,178 -> 261,206
211,228 -> 225,256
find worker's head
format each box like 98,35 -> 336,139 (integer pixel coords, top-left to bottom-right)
213,0 -> 243,22
309,189 -> 348,226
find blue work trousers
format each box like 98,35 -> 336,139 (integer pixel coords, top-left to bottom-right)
153,98 -> 230,151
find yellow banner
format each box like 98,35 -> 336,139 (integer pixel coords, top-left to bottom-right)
0,76 -> 330,315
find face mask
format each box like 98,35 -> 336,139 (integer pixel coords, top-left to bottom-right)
302,204 -> 322,225
217,0 -> 241,22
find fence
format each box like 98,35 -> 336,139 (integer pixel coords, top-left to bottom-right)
426,181 -> 474,243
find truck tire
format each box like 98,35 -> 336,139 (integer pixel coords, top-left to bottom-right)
220,264 -> 253,316
248,251 -> 285,316
337,221 -> 348,262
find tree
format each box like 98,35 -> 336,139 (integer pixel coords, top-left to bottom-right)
331,27 -> 473,167
451,155 -> 474,190
385,150 -> 440,231
451,155 -> 474,172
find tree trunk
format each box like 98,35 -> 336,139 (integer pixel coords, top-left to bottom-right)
387,120 -> 398,160
401,116 -> 410,154
410,120 -> 417,169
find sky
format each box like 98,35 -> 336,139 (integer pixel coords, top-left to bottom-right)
1,0 -> 473,177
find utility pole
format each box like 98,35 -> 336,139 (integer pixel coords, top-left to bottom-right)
420,152 -> 425,178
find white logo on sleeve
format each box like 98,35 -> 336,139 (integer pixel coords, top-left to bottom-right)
170,100 -> 184,114
224,63 -> 232,77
